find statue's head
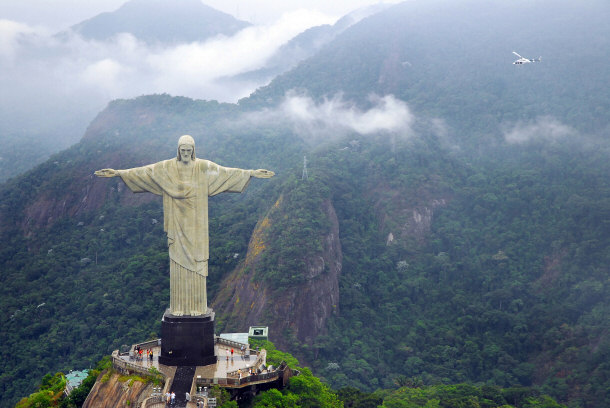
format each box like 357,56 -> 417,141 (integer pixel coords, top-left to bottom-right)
177,135 -> 196,163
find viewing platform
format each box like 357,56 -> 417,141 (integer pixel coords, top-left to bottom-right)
111,336 -> 295,407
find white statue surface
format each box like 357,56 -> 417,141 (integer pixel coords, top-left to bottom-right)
95,135 -> 274,316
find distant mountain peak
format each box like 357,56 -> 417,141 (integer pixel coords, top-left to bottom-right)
70,0 -> 250,44
333,2 -> 393,30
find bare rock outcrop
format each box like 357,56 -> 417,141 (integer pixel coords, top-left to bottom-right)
212,197 -> 342,352
83,372 -> 151,408
373,181 -> 450,245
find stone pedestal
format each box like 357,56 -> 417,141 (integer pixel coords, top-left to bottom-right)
159,309 -> 217,366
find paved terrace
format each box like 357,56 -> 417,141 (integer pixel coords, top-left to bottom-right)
112,338 -> 277,407
114,339 -> 268,381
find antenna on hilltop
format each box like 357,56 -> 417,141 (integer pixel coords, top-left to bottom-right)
302,156 -> 309,181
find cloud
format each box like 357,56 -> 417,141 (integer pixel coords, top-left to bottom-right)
146,9 -> 334,93
4,9 -> 334,101
80,58 -> 127,95
236,92 -> 415,143
0,10 -> 334,145
503,116 -> 575,144
0,19 -> 27,58
284,93 -> 414,135
0,19 -> 51,60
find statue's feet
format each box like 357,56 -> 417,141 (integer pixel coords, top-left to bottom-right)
172,311 -> 184,316
190,311 -> 202,316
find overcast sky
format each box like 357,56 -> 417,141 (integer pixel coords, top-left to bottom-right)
0,0 -> 404,147
2,0 -> 401,29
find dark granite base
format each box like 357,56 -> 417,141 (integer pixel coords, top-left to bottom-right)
159,309 -> 217,366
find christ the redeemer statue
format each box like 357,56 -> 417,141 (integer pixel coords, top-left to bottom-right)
95,135 -> 274,316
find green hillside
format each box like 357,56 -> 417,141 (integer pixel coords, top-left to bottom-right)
2,96 -> 607,407
1,0 -> 609,407
291,137 -> 609,407
19,345 -> 566,408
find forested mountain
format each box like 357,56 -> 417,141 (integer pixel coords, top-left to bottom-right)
248,0 -> 610,139
1,1 -> 609,407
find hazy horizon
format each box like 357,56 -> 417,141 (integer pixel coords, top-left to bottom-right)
1,0 -> 400,157
2,0 -> 402,29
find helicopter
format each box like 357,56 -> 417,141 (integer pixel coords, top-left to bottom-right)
512,51 -> 541,65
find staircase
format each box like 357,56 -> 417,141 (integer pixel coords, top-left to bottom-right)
169,366 -> 196,407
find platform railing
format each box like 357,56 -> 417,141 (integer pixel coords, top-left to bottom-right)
215,336 -> 249,349
111,350 -> 165,380
196,361 -> 286,388
134,339 -> 161,351
118,339 -> 160,358
226,349 -> 266,378
141,394 -> 165,408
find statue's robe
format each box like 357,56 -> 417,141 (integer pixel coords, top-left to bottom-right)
118,158 -> 252,315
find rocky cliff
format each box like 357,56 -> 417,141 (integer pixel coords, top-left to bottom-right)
83,372 -> 151,408
212,195 -> 342,351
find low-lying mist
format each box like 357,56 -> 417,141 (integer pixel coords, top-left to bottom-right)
0,9 -> 333,146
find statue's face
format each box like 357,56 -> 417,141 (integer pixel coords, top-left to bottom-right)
179,145 -> 193,163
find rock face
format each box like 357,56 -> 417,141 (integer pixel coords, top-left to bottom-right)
13,103 -> 162,235
20,169 -> 157,235
83,372 -> 150,408
373,183 -> 449,245
212,197 -> 342,351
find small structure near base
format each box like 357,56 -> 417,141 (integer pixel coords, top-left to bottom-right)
248,326 -> 268,341
65,370 -> 90,395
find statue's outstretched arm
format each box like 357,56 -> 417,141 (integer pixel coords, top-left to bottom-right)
94,169 -> 119,178
251,169 -> 275,179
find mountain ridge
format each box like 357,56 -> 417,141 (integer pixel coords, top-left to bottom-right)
69,0 -> 251,44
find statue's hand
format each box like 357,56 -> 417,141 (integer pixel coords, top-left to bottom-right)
252,169 -> 275,179
94,169 -> 119,178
